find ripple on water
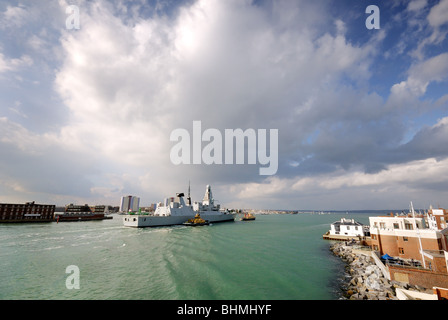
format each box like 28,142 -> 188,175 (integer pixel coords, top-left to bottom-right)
1,214 -> 366,299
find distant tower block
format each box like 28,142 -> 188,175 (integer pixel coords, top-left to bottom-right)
120,195 -> 140,212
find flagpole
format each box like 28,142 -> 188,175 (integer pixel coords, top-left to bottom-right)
411,201 -> 426,268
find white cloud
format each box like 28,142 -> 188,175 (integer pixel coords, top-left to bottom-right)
0,4 -> 29,29
226,157 -> 448,210
411,0 -> 448,59
1,0 -> 447,209
0,117 -> 42,153
0,0 -> 360,206
407,0 -> 428,12
0,52 -> 33,73
317,158 -> 448,191
390,52 -> 448,101
427,0 -> 448,29
53,0 -> 375,173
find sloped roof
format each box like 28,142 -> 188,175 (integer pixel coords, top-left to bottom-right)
332,219 -> 364,226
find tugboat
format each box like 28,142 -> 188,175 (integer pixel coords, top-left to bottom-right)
183,213 -> 210,226
241,212 -> 256,221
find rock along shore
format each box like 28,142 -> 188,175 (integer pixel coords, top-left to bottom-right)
330,242 -> 429,300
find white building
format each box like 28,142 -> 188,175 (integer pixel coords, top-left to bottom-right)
330,218 -> 368,237
427,206 -> 448,231
120,195 -> 140,213
369,214 -> 426,232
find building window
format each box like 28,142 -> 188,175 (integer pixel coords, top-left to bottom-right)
347,226 -> 350,230
399,247 -> 404,254
403,236 -> 408,242
405,223 -> 413,230
393,223 -> 399,229
380,222 -> 386,229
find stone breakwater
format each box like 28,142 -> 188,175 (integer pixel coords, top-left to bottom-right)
330,242 -> 429,300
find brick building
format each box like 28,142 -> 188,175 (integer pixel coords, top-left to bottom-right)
0,201 -> 55,223
369,204 -> 448,291
369,213 -> 447,262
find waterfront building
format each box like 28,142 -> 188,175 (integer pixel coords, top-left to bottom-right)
139,205 -> 155,213
427,206 -> 448,231
90,205 -> 106,213
107,205 -> 120,213
64,204 -> 107,214
55,203 -> 112,222
369,213 -> 448,265
120,195 -> 140,213
328,203 -> 448,292
323,218 -> 369,241
65,203 -> 91,213
0,201 -> 55,223
369,204 -> 448,283
329,218 -> 369,237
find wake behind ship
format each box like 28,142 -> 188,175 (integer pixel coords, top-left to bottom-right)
122,185 -> 235,227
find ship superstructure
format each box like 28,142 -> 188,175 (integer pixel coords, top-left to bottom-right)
123,185 -> 235,227
193,185 -> 235,223
123,192 -> 195,227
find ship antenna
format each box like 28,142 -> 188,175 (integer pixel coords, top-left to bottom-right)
187,180 -> 191,205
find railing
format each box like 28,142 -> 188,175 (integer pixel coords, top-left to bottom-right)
351,245 -> 372,251
385,260 -> 429,271
370,250 -> 391,280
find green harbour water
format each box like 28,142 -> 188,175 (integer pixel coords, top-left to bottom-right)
0,213 -> 374,300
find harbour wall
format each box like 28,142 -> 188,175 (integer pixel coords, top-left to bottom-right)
388,265 -> 448,289
330,242 -> 432,300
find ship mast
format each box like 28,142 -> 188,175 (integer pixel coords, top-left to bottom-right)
187,180 -> 191,206
203,185 -> 213,206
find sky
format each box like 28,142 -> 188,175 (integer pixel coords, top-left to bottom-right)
0,0 -> 447,210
